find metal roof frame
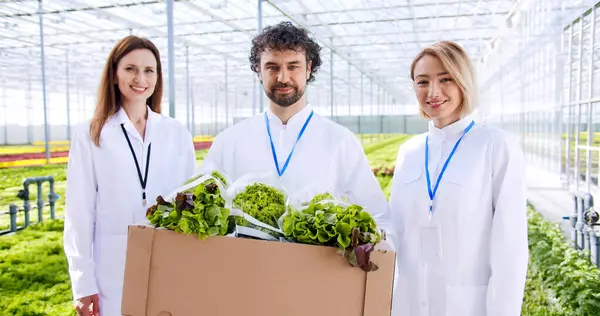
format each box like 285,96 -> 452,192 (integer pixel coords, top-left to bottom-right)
0,0 -> 521,153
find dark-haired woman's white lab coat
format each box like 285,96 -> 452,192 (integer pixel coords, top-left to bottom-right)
63,106 -> 196,315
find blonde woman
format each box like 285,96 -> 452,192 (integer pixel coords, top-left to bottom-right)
389,41 -> 528,316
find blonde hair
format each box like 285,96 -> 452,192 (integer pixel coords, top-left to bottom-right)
410,41 -> 478,119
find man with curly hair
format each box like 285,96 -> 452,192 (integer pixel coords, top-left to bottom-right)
200,21 -> 396,249
248,21 -> 322,117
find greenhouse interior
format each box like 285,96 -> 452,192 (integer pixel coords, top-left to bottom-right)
1,0 -> 600,315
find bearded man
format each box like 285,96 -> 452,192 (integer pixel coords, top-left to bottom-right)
199,21 -> 395,249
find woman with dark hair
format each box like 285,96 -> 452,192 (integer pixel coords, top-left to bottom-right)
63,35 -> 196,316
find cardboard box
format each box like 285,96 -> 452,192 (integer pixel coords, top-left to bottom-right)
121,225 -> 396,316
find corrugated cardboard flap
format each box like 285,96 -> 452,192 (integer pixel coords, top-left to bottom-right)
121,225 -> 155,316
363,249 -> 396,316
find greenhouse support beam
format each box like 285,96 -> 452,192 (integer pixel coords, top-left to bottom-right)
347,58 -> 351,116
66,49 -> 71,140
370,79 -> 373,142
258,0 -> 264,113
2,77 -> 6,145
186,46 -> 190,130
225,58 -> 229,128
252,76 -> 257,115
214,84 -> 218,135
359,67 -> 364,144
191,78 -> 196,136
585,6 -> 596,193
27,68 -> 33,143
167,0 -> 175,118
329,38 -> 334,119
39,0 -> 50,163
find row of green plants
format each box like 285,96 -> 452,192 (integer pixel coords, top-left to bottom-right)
0,220 -> 74,315
522,206 -> 600,316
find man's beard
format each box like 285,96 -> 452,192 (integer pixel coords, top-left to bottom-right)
265,83 -> 305,107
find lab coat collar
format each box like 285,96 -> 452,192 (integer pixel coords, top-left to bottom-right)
427,115 -> 474,142
109,105 -> 159,144
265,103 -> 313,129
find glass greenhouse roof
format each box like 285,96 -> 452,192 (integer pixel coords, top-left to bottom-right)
0,0 -> 516,97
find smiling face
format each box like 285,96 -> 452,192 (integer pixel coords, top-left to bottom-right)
413,54 -> 463,127
115,48 -> 157,105
259,48 -> 312,108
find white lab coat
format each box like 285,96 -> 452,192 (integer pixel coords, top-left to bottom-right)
199,104 -> 396,246
389,115 -> 528,316
63,106 -> 196,316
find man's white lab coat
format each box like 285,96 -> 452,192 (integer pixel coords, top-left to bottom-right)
200,104 -> 396,245
63,106 -> 196,315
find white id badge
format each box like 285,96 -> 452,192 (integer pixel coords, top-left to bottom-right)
420,223 -> 443,264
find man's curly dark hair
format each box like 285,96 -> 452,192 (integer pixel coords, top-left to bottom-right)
249,21 -> 322,83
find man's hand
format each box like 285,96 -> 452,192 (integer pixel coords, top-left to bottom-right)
74,293 -> 100,316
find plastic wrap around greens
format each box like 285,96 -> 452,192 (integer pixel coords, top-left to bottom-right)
145,172 -> 234,240
282,194 -> 382,272
185,170 -> 229,187
300,192 -> 335,206
231,182 -> 287,238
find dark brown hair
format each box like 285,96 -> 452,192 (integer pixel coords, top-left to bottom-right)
249,21 -> 322,83
90,35 -> 163,146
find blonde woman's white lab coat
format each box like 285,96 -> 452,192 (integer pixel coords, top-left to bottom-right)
199,104 -> 396,246
389,116 -> 528,316
63,106 -> 196,316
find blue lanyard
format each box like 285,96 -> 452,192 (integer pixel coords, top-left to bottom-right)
425,120 -> 475,217
264,110 -> 314,177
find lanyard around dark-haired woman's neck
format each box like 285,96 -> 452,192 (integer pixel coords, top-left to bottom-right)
120,123 -> 151,206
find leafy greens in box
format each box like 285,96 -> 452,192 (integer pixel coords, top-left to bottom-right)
282,194 -> 382,272
145,171 -> 234,240
231,182 -> 287,238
